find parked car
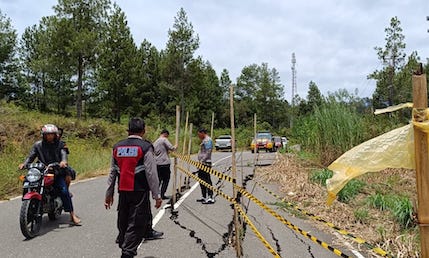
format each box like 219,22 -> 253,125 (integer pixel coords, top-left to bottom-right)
273,136 -> 282,151
250,131 -> 275,153
215,135 -> 233,151
281,136 -> 288,150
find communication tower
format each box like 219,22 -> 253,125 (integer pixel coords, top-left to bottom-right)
291,53 -> 297,106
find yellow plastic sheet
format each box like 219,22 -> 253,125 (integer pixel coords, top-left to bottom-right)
326,124 -> 415,205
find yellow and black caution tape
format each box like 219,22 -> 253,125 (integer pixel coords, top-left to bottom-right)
173,152 -> 236,184
174,155 -> 350,258
235,185 -> 349,258
176,165 -> 280,257
253,180 -> 393,258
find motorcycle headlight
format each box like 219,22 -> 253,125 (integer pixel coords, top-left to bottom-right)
26,168 -> 42,182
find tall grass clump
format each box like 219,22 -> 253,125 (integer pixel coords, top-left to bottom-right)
367,193 -> 415,229
310,169 -> 364,203
292,102 -> 365,166
337,179 -> 365,203
309,169 -> 333,186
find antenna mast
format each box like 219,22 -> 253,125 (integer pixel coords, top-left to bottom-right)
291,53 -> 297,106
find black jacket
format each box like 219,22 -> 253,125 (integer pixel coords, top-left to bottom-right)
23,139 -> 67,166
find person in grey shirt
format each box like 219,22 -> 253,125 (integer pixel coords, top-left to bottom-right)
196,128 -> 215,204
153,129 -> 177,199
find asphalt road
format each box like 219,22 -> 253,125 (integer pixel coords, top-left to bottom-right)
0,151 -> 362,258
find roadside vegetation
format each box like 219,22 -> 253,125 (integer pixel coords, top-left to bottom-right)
0,103 -> 126,199
258,155 -> 419,257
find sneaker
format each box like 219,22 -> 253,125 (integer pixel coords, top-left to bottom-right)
196,197 -> 206,202
145,230 -> 164,240
202,197 -> 215,204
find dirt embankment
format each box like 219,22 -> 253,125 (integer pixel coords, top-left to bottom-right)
256,153 -> 419,258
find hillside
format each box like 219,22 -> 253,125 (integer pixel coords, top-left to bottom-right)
257,153 -> 419,257
0,103 -> 127,199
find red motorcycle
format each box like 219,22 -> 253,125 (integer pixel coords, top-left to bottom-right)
19,162 -> 64,239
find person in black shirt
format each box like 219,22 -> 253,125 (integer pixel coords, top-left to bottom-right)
19,124 -> 80,225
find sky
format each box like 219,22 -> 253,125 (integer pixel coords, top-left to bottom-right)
1,0 -> 429,102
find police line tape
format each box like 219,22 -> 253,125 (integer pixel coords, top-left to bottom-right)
174,153 -> 236,184
176,165 -> 281,257
172,153 -> 350,258
253,180 -> 393,258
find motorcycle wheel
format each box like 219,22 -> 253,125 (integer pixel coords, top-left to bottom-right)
48,207 -> 62,221
20,199 -> 42,239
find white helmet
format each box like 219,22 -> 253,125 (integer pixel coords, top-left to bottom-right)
41,124 -> 58,135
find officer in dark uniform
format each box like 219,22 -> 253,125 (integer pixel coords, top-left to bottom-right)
104,117 -> 162,258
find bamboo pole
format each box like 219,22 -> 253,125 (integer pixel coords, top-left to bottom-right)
179,112 -> 189,192
230,85 -> 241,257
185,123 -> 193,189
172,105 -> 180,208
211,112 -> 215,140
412,66 -> 429,257
254,113 -> 257,157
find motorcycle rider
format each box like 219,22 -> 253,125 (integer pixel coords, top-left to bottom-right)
19,124 -> 81,225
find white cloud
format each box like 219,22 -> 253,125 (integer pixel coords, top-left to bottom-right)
2,0 -> 429,101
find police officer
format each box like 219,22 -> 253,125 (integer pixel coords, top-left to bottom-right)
153,129 -> 177,200
104,117 -> 162,258
196,128 -> 215,204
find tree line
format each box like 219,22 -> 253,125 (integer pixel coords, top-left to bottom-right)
0,1 -> 428,132
0,0 -> 287,129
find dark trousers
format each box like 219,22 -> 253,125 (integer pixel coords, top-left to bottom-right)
198,163 -> 213,198
117,191 -> 151,257
54,175 -> 73,212
157,164 -> 171,198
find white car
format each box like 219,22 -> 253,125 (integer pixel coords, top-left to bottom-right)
215,135 -> 233,151
281,137 -> 288,150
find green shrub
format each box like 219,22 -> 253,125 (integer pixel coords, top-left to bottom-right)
309,169 -> 333,186
367,193 -> 393,211
338,179 -> 366,203
366,193 -> 415,229
292,102 -> 365,165
391,196 -> 414,229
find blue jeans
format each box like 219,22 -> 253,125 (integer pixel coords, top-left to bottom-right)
54,175 -> 74,212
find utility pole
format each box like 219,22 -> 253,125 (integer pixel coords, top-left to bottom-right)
291,53 -> 297,106
290,53 -> 297,128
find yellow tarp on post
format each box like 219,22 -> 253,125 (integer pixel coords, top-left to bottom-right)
326,124 -> 415,205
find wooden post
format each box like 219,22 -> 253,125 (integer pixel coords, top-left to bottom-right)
210,112 -> 215,140
254,113 -> 257,156
230,85 -> 241,257
179,112 -> 189,192
185,123 -> 193,189
172,105 -> 180,208
413,66 -> 429,257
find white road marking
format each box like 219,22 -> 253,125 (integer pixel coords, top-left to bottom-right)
138,156 -> 230,250
333,232 -> 366,258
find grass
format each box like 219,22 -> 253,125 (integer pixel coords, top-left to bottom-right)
367,193 -> 415,229
309,169 -> 332,186
292,102 -> 365,166
337,179 -> 366,203
354,207 -> 370,224
257,154 -> 420,256
310,168 -> 365,204
0,102 -> 126,200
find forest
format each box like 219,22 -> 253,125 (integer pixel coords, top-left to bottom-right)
1,0 -> 429,164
